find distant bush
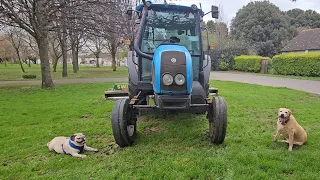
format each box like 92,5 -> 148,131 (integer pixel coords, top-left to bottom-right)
234,55 -> 264,72
219,62 -> 229,71
22,74 -> 36,79
272,53 -> 320,77
209,46 -> 249,70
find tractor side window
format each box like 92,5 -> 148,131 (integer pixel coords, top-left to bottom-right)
192,56 -> 200,81
141,57 -> 152,81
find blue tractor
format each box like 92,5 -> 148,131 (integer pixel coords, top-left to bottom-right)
110,0 -> 227,147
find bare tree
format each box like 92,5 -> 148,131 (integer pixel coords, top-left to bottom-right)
105,37 -> 122,71
6,27 -> 25,72
0,0 -> 61,88
48,33 -> 62,72
86,35 -> 105,68
0,34 -> 15,66
81,1 -> 134,71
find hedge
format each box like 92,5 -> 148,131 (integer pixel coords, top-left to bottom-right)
272,53 -> 320,77
209,46 -> 249,70
233,55 -> 264,72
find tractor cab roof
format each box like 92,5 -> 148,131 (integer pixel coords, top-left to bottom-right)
135,2 -> 205,17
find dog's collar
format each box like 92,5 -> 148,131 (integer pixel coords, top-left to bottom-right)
61,139 -> 84,154
68,139 -> 84,152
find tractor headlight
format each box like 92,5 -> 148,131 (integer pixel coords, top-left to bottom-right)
174,74 -> 185,85
162,73 -> 173,86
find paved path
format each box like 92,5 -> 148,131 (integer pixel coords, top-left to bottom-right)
0,72 -> 319,95
210,72 -> 320,95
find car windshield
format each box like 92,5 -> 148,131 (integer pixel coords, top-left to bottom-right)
141,8 -> 201,55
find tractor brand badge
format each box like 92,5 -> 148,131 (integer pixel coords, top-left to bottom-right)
171,58 -> 177,63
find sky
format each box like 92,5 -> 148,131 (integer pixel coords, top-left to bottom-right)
161,0 -> 320,26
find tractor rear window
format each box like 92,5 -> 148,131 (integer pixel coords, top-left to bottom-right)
141,8 -> 201,55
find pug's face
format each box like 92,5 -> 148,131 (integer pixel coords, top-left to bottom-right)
70,133 -> 86,146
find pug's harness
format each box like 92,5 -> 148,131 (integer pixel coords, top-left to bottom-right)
61,138 -> 84,155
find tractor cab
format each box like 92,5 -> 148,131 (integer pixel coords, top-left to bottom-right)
109,0 -> 227,148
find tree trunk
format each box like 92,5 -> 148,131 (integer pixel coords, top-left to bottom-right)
53,57 -> 59,72
72,45 -> 79,73
96,56 -> 100,68
111,50 -> 117,71
58,14 -> 68,77
36,34 -> 54,88
15,49 -> 25,73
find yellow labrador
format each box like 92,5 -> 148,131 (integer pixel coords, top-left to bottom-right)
47,133 -> 98,158
273,108 -> 307,151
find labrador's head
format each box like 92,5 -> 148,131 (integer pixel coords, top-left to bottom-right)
278,108 -> 291,124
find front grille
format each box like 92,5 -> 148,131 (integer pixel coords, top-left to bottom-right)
160,51 -> 187,92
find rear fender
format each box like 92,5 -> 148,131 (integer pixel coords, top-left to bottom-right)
128,51 -> 139,86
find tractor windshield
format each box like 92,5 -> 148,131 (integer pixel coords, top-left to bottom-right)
141,8 -> 201,55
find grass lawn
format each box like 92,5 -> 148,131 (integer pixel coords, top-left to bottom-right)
0,64 -> 128,81
1,81 -> 320,179
218,70 -> 320,81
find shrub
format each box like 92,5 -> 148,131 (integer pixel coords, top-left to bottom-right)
209,46 -> 249,70
233,55 -> 264,72
22,74 -> 37,79
219,62 -> 229,71
272,53 -> 320,77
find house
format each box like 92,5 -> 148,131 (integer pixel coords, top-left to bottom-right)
280,28 -> 320,54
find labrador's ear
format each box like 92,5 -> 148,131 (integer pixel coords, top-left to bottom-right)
70,134 -> 76,141
288,109 -> 292,116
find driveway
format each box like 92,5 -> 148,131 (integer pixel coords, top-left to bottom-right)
0,72 -> 319,95
210,72 -> 320,95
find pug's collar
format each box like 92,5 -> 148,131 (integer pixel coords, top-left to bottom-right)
61,138 -> 84,154
68,138 -> 84,152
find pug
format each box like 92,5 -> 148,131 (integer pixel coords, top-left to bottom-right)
273,108 -> 307,151
47,133 -> 99,158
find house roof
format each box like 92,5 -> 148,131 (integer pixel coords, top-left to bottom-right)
280,28 -> 320,52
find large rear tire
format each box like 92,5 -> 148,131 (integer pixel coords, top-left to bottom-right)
207,96 -> 227,144
111,98 -> 137,147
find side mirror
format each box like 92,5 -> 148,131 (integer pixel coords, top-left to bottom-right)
211,5 -> 219,19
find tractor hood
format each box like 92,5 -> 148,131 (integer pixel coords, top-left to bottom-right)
152,44 -> 193,95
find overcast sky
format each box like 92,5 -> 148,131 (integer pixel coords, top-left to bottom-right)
165,0 -> 320,26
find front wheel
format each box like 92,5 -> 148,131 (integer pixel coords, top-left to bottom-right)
207,96 -> 227,144
111,98 -> 137,147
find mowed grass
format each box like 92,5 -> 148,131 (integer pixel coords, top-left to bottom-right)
0,64 -> 128,81
1,81 -> 320,179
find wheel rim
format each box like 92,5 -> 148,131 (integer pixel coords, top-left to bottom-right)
127,125 -> 135,137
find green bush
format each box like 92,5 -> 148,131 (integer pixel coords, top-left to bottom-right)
219,62 -> 229,71
272,53 -> 320,77
209,46 -> 249,70
22,74 -> 36,79
233,55 -> 264,72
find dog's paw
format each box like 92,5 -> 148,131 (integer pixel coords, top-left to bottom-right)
80,154 -> 87,158
93,149 -> 99,152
